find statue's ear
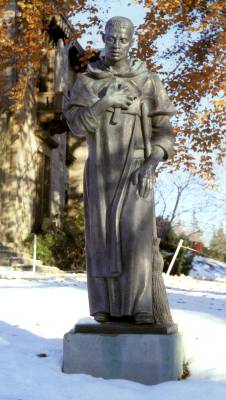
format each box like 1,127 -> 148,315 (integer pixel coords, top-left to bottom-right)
101,32 -> 105,43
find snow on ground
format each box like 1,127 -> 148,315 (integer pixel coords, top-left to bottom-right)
0,271 -> 226,400
191,256 -> 226,281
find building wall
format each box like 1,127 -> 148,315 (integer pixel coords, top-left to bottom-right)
0,97 -> 68,249
50,133 -> 67,219
0,4 -> 69,250
67,136 -> 88,203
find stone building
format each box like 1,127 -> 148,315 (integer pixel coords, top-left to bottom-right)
0,1 -> 88,258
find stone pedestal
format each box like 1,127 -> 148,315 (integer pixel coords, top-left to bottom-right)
63,319 -> 184,385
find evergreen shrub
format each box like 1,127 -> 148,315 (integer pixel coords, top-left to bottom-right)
157,218 -> 194,275
24,200 -> 85,272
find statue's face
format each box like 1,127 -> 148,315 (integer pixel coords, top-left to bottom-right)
103,25 -> 133,63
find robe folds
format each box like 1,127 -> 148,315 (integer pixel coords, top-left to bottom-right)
64,58 -> 176,318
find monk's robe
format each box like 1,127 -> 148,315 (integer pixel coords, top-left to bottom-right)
64,58 -> 175,321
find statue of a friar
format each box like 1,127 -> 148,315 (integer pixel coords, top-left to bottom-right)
64,16 -> 176,325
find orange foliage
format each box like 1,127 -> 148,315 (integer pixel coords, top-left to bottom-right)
136,0 -> 225,180
0,0 -> 225,180
0,0 -> 99,114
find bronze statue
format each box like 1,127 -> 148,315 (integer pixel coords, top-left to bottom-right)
64,16 -> 176,325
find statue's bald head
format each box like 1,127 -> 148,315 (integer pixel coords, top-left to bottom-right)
105,16 -> 134,39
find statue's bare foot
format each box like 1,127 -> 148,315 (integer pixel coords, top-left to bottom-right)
94,312 -> 110,323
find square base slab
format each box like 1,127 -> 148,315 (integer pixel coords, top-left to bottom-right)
63,318 -> 184,385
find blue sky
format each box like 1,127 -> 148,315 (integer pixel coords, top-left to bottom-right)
74,0 -> 146,49
155,165 -> 226,245
72,0 -> 226,246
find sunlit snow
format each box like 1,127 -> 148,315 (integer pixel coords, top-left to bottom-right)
0,267 -> 226,399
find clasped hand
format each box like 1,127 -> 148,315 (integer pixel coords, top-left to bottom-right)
103,82 -> 136,109
103,83 -> 157,198
132,163 -> 155,198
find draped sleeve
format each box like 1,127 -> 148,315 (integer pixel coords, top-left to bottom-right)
151,114 -> 176,160
63,73 -> 100,137
145,74 -> 176,160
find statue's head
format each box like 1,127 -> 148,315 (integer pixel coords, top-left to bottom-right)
102,16 -> 134,63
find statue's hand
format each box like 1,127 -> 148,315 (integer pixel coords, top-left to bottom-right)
104,82 -> 135,109
131,164 -> 155,198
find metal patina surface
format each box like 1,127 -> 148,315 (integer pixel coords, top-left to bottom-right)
64,16 -> 176,325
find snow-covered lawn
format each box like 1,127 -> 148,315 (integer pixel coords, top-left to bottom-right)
191,256 -> 226,281
0,272 -> 226,400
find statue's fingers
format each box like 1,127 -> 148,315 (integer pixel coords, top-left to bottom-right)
109,81 -> 118,92
121,84 -> 130,92
122,97 -> 132,105
120,96 -> 131,108
108,82 -> 114,90
122,94 -> 132,102
139,178 -> 146,197
143,179 -> 151,198
143,183 -> 149,198
122,88 -> 129,94
132,170 -> 139,185
150,179 -> 154,191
